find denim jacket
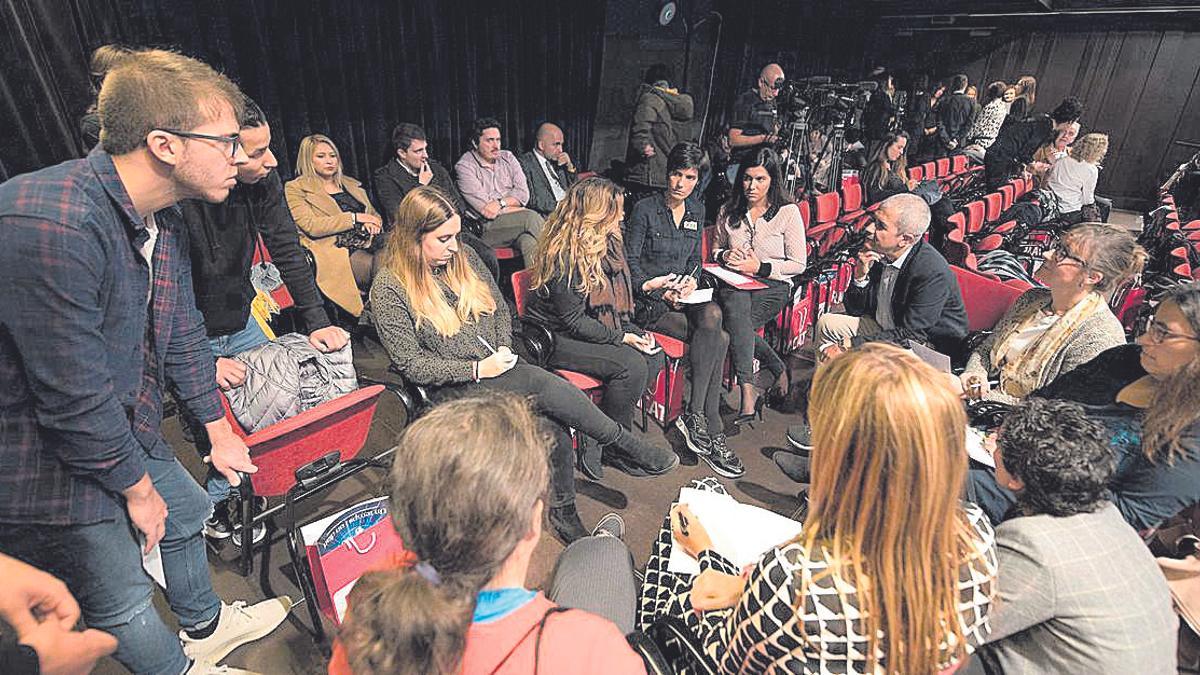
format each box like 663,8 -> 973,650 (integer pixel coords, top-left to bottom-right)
624,193 -> 704,299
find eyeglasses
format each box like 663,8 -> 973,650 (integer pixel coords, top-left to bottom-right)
1145,320 -> 1200,345
759,77 -> 783,91
154,128 -> 241,158
1048,240 -> 1088,268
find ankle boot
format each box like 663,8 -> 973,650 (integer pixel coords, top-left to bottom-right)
548,504 -> 589,544
605,426 -> 679,477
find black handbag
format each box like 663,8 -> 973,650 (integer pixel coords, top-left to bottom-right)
514,320 -> 556,368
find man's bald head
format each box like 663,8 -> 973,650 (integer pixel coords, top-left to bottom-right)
878,193 -> 931,238
759,63 -> 785,101
535,122 -> 565,161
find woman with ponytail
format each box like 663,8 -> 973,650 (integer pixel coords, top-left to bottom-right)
331,393 -> 645,674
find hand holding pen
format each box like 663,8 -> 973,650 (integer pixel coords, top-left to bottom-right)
476,336 -> 517,379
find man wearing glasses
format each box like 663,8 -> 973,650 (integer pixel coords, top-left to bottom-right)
0,50 -> 288,674
727,63 -> 785,179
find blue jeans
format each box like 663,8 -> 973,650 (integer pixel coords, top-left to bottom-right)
0,453 -> 221,675
204,314 -> 271,505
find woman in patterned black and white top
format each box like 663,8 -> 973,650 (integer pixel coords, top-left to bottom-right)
638,343 -> 997,674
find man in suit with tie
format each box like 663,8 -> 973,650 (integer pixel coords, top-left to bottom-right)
518,122 -> 578,216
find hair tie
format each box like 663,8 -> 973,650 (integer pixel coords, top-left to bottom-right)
414,560 -> 442,586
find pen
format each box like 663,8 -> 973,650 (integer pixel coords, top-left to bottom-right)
477,336 -> 497,354
678,509 -> 690,536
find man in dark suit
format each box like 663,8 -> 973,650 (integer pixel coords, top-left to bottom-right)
373,122 -> 498,278
517,122 -> 578,216
817,192 -> 968,359
933,73 -> 975,156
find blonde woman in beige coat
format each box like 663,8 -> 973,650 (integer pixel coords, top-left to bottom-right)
285,134 -> 382,317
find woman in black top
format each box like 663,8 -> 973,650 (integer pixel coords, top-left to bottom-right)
861,131 -> 915,206
624,143 -> 736,468
524,177 -> 673,478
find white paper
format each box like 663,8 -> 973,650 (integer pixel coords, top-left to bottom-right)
703,265 -> 764,288
966,426 -> 995,468
143,544 -> 166,589
667,487 -> 803,575
333,579 -> 358,623
677,287 -> 714,304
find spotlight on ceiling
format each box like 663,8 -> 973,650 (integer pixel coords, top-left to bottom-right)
659,1 -> 678,26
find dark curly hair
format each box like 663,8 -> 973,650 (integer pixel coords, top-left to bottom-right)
997,398 -> 1115,518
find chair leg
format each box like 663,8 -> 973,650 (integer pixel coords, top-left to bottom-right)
239,490 -> 255,577
284,499 -> 328,645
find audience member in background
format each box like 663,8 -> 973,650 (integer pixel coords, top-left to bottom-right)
0,552 -> 118,674
639,344 -> 996,674
79,43 -> 133,149
1006,74 -> 1038,123
455,117 -> 545,261
975,398 -> 1177,674
1038,132 -> 1108,224
370,187 -> 676,543
862,131 -> 915,205
965,83 -> 981,119
181,96 -> 349,544
969,282 -> 1200,531
0,48 -> 289,675
985,96 -> 1084,189
625,143 -> 734,472
933,73 -> 975,156
862,71 -> 897,143
727,63 -> 784,178
1028,121 -> 1080,187
518,122 -> 578,216
524,178 -> 665,478
904,73 -> 940,161
961,224 -> 1144,403
285,134 -> 383,321
331,394 -> 646,675
711,148 -> 806,443
625,63 -> 695,191
963,81 -> 1012,162
373,122 -> 498,278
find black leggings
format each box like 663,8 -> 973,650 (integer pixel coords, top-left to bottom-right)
649,303 -> 728,433
718,280 -> 791,382
547,336 -> 664,430
436,363 -> 622,509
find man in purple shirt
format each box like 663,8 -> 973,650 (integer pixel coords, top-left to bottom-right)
0,49 -> 288,674
454,116 -> 545,261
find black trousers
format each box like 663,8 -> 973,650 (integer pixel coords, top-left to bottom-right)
648,303 -> 729,433
718,279 -> 791,382
437,362 -> 621,509
547,336 -> 664,430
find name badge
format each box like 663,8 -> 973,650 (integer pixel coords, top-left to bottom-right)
682,219 -> 699,231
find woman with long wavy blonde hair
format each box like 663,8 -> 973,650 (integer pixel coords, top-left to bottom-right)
370,185 -> 675,543
639,343 -> 997,674
524,177 -> 675,480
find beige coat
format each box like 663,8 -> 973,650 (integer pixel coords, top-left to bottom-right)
284,174 -> 379,316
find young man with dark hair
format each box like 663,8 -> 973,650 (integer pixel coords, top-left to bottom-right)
933,73 -> 974,155
0,49 -> 288,675
180,94 -> 350,543
373,122 -> 498,277
454,117 -> 544,261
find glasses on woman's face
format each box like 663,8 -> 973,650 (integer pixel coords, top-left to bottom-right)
1145,320 -> 1200,345
1048,240 -> 1087,268
155,128 -> 242,158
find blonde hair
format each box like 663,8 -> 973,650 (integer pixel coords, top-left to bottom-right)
800,344 -> 994,674
381,186 -> 496,336
295,134 -> 346,187
341,393 -> 552,675
98,48 -> 244,155
1070,132 -> 1109,165
529,177 -> 624,295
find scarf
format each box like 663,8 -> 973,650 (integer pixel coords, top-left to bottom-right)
586,235 -> 636,332
991,291 -> 1107,398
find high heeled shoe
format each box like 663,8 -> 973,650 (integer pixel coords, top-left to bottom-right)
733,392 -> 766,427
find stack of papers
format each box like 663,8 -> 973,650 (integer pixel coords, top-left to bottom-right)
667,487 -> 804,575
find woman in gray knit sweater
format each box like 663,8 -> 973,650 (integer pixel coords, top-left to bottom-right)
369,186 -> 677,543
960,223 -> 1145,403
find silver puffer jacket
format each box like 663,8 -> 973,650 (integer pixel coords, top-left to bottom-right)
226,332 -> 357,433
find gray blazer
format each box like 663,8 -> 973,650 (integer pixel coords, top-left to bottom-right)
963,288 -> 1126,404
979,502 -> 1177,674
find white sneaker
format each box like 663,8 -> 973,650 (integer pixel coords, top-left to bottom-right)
186,661 -> 261,675
180,597 -> 292,666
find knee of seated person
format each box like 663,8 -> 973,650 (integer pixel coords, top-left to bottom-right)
697,303 -> 723,330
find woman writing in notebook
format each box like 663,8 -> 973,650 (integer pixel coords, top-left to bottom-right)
711,147 -> 806,428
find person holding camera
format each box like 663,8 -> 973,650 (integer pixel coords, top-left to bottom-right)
727,63 -> 785,179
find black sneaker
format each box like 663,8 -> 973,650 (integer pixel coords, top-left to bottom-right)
773,452 -> 811,483
786,423 -> 813,454
591,512 -> 626,540
675,412 -> 713,457
703,434 -> 745,478
204,506 -> 233,541
577,435 -> 604,481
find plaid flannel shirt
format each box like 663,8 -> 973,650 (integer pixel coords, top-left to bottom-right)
0,151 -> 223,525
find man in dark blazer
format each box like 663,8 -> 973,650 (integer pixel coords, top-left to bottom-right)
933,73 -> 975,156
373,122 -> 498,278
517,122 -> 578,216
817,193 -> 968,359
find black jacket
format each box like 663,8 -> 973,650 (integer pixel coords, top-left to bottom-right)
842,239 -> 968,354
517,151 -> 576,216
372,158 -> 467,226
524,274 -> 638,346
985,115 -> 1055,184
862,90 -> 897,142
623,193 -> 705,325
181,171 -> 330,338
936,92 -> 976,149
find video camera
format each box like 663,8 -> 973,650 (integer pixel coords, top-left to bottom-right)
776,76 -> 877,129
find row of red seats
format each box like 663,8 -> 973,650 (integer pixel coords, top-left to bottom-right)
943,175 -> 1036,274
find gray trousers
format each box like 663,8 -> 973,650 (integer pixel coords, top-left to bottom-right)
547,534 -> 639,634
482,208 -> 544,261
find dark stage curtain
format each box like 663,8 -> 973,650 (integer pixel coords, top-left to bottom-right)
0,0 -> 607,199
